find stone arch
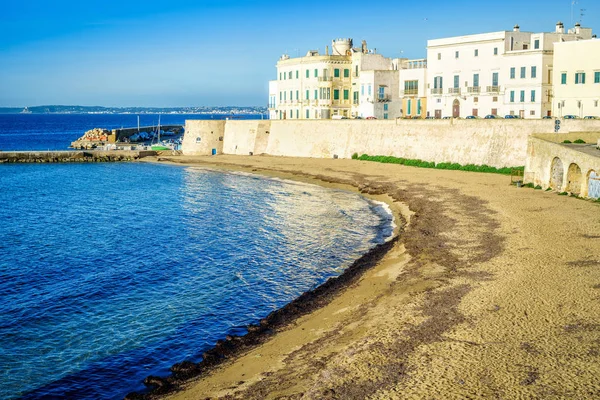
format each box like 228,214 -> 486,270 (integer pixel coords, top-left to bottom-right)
566,163 -> 583,195
549,157 -> 564,191
587,170 -> 600,199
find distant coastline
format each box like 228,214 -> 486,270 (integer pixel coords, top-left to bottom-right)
0,105 -> 267,115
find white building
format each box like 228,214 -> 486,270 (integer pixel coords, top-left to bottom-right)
269,39 -> 401,120
398,58 -> 428,118
552,38 -> 600,118
426,22 -> 593,119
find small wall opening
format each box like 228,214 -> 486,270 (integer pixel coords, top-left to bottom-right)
588,170 -> 600,199
566,163 -> 582,195
549,157 -> 564,191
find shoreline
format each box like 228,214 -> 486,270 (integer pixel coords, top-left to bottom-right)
126,157 -> 409,399
143,155 -> 599,399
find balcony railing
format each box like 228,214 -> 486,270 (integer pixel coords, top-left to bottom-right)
318,77 -> 333,82
448,88 -> 461,95
431,88 -> 443,95
467,86 -> 481,94
401,89 -> 419,96
486,85 -> 500,93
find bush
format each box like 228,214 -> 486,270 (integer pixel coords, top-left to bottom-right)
558,192 -> 569,196
353,154 -> 522,175
563,140 -> 572,144
351,152 -> 359,159
523,182 -> 535,188
534,185 -> 542,190
574,139 -> 586,144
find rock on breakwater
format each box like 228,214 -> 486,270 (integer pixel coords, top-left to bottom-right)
0,150 -> 157,163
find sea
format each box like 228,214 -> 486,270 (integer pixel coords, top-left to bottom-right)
0,114 -> 393,399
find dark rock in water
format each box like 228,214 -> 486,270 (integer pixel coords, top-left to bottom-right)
143,376 -> 173,391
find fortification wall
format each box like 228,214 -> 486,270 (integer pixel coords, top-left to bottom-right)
183,118 -> 600,168
181,120 -> 226,155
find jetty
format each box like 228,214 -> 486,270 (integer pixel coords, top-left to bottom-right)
0,150 -> 157,164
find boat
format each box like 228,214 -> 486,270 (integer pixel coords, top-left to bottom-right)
150,115 -> 175,151
20,107 -> 32,114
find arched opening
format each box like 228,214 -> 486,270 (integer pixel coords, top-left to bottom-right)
452,99 -> 460,118
566,163 -> 582,195
549,157 -> 564,191
588,170 -> 600,199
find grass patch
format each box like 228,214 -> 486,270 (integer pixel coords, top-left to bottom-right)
563,140 -> 572,144
546,188 -> 553,192
356,154 -> 523,175
534,185 -> 543,190
351,152 -> 359,160
558,192 -> 569,196
574,139 -> 586,144
523,182 -> 535,188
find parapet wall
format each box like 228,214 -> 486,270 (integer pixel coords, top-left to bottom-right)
182,119 -> 600,168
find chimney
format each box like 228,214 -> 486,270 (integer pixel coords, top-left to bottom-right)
556,21 -> 565,33
513,24 -> 520,32
574,22 -> 581,35
326,45 -> 329,56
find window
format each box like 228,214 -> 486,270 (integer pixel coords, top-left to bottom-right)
595,100 -> 599,107
531,66 -> 537,79
344,69 -> 349,78
520,90 -> 525,102
314,69 -> 318,78
378,86 -> 385,99
454,75 -> 459,88
530,110 -> 536,116
306,70 -> 309,78
368,85 -> 372,95
491,108 -> 497,115
437,53 -> 441,60
361,85 -> 364,96
474,97 -> 479,103
296,70 -> 299,79
384,113 -> 388,120
520,67 -> 526,79
296,109 -> 299,119
534,39 -> 540,49
417,100 -> 421,115
343,89 -> 349,100
353,91 -> 359,104
288,71 -> 292,79
492,72 -> 499,87
510,91 -> 515,102
284,91 -> 286,100
384,103 -> 388,111
455,51 -> 459,59
474,49 -> 479,57
334,69 -> 340,78
355,65 -> 359,76
561,72 -> 567,84
434,76 -> 443,89
595,71 -> 600,83
314,89 -> 318,100
296,90 -> 299,100
306,89 -> 309,100
290,91 -> 293,101
510,67 -> 516,79
494,47 -> 498,55
408,100 -> 412,114
531,90 -> 536,102
493,96 -> 498,102
404,80 -> 418,93
575,72 -> 586,84
283,72 -> 286,80
279,92 -> 282,101
473,73 -> 480,87
306,109 -> 309,118
333,89 -> 340,100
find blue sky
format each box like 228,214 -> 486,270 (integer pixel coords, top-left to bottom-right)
1,0 -> 598,107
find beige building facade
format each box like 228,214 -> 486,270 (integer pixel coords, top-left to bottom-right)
552,38 -> 600,118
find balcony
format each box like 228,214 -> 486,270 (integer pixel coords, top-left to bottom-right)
431,88 -> 443,95
368,95 -> 391,103
448,88 -> 461,95
401,89 -> 419,96
486,85 -> 500,93
318,77 -> 333,82
467,86 -> 481,94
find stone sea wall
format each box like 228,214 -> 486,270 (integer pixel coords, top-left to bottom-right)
182,119 -> 600,168
0,150 -> 156,163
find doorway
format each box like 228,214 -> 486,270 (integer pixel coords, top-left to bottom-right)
452,99 -> 460,118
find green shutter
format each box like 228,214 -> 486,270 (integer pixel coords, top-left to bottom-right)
334,90 -> 340,100
334,69 -> 340,78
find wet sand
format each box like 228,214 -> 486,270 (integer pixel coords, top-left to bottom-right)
148,155 -> 600,399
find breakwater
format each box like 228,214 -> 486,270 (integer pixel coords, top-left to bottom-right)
0,150 -> 156,163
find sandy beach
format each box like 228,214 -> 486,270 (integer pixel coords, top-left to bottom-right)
147,155 -> 599,399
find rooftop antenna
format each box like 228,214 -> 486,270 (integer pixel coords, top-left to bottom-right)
571,0 -> 578,26
580,8 -> 586,24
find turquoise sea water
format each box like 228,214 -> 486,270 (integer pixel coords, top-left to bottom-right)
0,161 -> 392,399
